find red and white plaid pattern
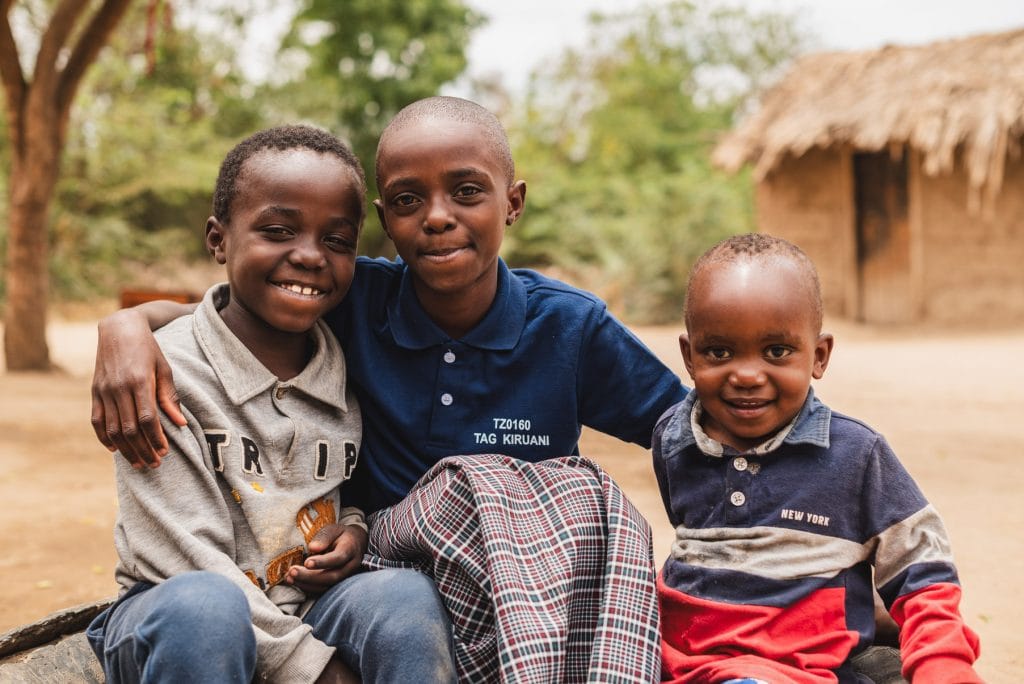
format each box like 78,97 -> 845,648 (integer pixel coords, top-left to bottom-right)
363,455 -> 660,683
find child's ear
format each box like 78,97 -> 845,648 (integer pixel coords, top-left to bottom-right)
812,332 -> 835,379
205,217 -> 228,264
678,332 -> 696,381
504,180 -> 527,226
373,199 -> 392,240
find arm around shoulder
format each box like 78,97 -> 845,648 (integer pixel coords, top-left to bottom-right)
91,301 -> 196,467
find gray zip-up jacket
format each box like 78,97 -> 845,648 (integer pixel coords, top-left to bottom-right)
112,284 -> 363,683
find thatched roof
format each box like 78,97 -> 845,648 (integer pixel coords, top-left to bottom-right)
714,28 -> 1024,209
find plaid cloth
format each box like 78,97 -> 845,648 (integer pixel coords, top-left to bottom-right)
363,454 -> 660,683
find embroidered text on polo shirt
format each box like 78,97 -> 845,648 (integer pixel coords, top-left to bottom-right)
474,417 -> 551,447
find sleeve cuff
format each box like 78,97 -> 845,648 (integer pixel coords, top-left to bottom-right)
339,506 -> 367,532
907,656 -> 983,683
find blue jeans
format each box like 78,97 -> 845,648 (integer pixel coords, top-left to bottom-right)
87,569 -> 456,683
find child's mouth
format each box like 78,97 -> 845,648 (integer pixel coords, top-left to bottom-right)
275,282 -> 325,297
724,398 -> 771,416
421,246 -> 468,262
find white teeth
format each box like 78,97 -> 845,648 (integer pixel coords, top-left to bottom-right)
281,283 -> 321,296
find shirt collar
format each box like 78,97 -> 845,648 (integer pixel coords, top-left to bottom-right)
661,386 -> 831,459
385,258 -> 526,350
192,283 -> 351,411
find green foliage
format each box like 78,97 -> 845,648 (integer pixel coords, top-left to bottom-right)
270,0 -> 483,255
0,0 -> 485,303
13,0 -> 485,302
0,0 -> 803,321
284,0 -> 481,144
47,3 -> 264,301
505,1 -> 804,323
48,212 -> 199,300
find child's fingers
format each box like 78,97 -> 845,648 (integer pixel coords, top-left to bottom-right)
155,358 -> 186,428
304,541 -> 356,570
287,555 -> 361,594
307,523 -> 348,554
298,525 -> 366,593
287,565 -> 335,594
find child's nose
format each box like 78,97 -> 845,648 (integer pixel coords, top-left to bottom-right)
729,363 -> 766,387
289,239 -> 327,269
423,195 -> 456,233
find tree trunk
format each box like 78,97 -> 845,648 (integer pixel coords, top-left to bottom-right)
3,97 -> 62,371
4,157 -> 58,370
0,0 -> 133,371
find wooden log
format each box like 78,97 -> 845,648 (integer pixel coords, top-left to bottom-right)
0,599 -> 113,683
0,632 -> 103,683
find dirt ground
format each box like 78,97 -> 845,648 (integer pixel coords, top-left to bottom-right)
1,315 -> 1021,681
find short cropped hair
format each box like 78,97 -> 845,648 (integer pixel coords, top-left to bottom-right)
213,124 -> 366,224
376,96 -> 515,187
685,233 -> 824,331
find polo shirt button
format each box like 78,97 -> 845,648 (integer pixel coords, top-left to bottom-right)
730,491 -> 746,506
444,350 -> 456,363
441,393 -> 453,406
733,457 -> 748,471
275,387 -> 288,400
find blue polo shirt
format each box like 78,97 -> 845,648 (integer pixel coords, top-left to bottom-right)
326,257 -> 688,512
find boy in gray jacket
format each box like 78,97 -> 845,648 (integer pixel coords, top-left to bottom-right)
86,126 -> 455,684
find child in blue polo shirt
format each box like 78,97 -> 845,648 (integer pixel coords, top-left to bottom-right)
90,97 -> 687,680
655,233 -> 981,683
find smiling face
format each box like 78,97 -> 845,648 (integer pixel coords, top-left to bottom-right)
206,148 -> 363,345
680,257 -> 833,452
373,116 -> 525,329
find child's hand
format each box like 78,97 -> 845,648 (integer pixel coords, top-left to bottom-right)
287,523 -> 368,594
90,306 -> 187,468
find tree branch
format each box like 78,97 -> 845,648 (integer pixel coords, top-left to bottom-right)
0,4 -> 27,150
58,0 -> 132,115
32,0 -> 86,94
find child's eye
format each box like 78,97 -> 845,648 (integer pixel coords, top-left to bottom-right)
454,185 -> 483,200
765,345 -> 792,360
260,225 -> 293,239
324,234 -> 357,253
391,194 -> 419,208
704,347 -> 731,361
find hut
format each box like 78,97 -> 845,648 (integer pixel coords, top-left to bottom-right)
714,29 -> 1024,325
